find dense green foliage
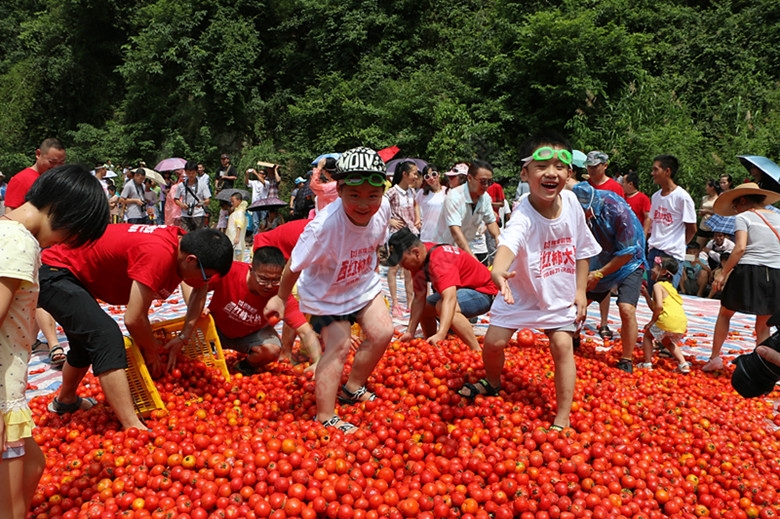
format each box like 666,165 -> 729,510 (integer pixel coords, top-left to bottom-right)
1,0 -> 778,200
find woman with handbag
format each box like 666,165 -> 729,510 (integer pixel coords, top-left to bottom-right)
703,182 -> 780,371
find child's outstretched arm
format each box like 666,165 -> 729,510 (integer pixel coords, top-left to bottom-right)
644,283 -> 666,330
491,245 -> 517,304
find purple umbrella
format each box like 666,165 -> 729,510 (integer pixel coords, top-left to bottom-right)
385,158 -> 428,177
247,197 -> 288,212
155,157 -> 187,172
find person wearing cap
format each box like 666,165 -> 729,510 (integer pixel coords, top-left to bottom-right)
93,163 -> 110,195
174,160 -> 212,232
288,176 -> 306,215
570,182 -> 647,373
433,160 -> 500,259
264,147 -> 393,434
5,138 -> 66,213
703,182 -> 780,372
389,228 -> 497,351
216,153 -> 237,191
645,154 -> 697,291
585,151 -> 624,198
119,167 -> 149,225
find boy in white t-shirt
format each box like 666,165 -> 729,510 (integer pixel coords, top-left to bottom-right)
265,147 -> 393,434
458,132 -> 601,431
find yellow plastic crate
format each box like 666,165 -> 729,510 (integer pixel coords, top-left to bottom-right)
150,314 -> 231,382
124,337 -> 167,417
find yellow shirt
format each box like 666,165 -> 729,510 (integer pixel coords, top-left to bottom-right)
656,280 -> 687,334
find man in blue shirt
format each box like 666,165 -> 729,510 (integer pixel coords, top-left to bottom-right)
572,182 -> 647,373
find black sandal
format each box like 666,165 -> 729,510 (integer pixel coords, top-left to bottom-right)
320,415 -> 358,434
338,385 -> 376,405
47,396 -> 97,415
48,345 -> 66,367
597,326 -> 613,339
458,379 -> 501,400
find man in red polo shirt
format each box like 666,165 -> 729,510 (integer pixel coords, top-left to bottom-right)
5,138 -> 66,212
585,151 -> 624,198
38,225 -> 233,430
390,228 -> 498,351
187,246 -> 321,376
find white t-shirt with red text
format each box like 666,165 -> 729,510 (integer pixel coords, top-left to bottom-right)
490,190 -> 601,330
290,198 -> 390,315
648,186 -> 696,261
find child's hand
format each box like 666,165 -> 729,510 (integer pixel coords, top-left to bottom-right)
492,270 -> 516,304
640,283 -> 649,298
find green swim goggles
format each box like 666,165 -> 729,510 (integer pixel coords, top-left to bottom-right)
521,147 -> 573,166
341,172 -> 387,187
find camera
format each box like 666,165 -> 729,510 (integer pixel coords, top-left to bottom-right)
187,203 -> 196,216
732,311 -> 780,397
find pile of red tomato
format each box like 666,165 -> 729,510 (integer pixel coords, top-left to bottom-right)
28,332 -> 780,519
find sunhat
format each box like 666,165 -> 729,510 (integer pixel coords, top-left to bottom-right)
712,182 -> 780,216
445,163 -> 469,177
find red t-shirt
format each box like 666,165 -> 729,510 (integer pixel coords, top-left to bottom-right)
590,177 -> 625,199
42,224 -> 185,304
4,167 -> 39,209
253,218 -> 312,259
625,191 -> 651,224
208,262 -> 306,338
413,243 -> 498,296
486,183 -> 506,219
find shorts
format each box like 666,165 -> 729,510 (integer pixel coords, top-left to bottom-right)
647,248 -> 682,290
1,441 -> 25,460
427,288 -> 494,318
310,310 -> 360,334
586,268 -> 643,306
721,263 -> 780,316
38,266 -> 127,375
647,323 -> 683,347
217,325 -> 281,354
544,322 -> 579,334
697,227 -> 714,239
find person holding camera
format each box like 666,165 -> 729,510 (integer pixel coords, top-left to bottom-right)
120,168 -> 150,224
174,160 -> 211,232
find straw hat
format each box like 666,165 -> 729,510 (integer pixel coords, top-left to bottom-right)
712,182 -> 780,216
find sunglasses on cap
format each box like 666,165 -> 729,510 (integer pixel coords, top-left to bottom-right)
341,172 -> 386,188
423,171 -> 439,180
521,147 -> 573,166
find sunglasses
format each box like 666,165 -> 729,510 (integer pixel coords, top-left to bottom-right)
472,177 -> 492,187
341,173 -> 386,187
254,272 -> 281,287
197,257 -> 210,282
521,147 -> 573,166
423,171 -> 439,180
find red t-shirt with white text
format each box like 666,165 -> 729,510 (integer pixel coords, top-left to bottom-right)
42,224 -> 184,304
413,243 -> 498,296
208,262 -> 306,339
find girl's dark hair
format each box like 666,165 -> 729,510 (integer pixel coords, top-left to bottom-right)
468,159 -> 493,177
391,161 -> 416,187
421,164 -> 439,195
25,164 -> 109,248
707,179 -> 721,194
720,174 -> 734,189
657,255 -> 678,281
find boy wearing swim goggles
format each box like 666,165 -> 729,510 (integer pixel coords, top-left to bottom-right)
264,147 -> 394,434
459,132 -> 601,432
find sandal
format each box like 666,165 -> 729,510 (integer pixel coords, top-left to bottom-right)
48,345 -> 66,367
549,424 -> 565,432
47,396 -> 97,415
458,378 -> 501,400
235,359 -> 259,376
320,415 -> 358,434
338,385 -> 377,405
32,339 -> 48,353
597,326 -> 613,339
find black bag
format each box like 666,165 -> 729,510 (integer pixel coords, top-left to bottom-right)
291,179 -> 315,220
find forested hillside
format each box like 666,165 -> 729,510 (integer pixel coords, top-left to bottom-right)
1,0 -> 778,197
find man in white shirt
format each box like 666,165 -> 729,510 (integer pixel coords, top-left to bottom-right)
434,160 -> 500,258
645,154 -> 697,289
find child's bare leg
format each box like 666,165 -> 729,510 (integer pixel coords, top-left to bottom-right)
0,439 -> 45,519
710,306 -> 735,360
315,320 -> 352,422
36,308 -> 60,349
482,325 -> 514,388
665,338 -> 686,365
642,332 -> 654,364
547,329 -> 576,428
347,295 -> 394,393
